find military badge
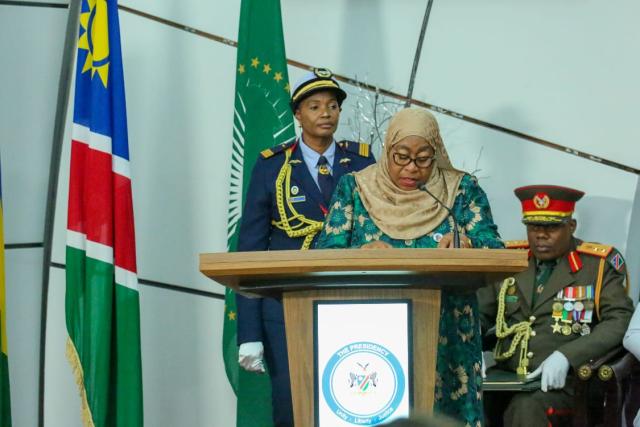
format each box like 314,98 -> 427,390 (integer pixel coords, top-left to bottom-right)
339,158 -> 351,165
291,186 -> 299,195
289,195 -> 306,203
314,67 -> 332,78
288,159 -> 302,166
533,193 -> 550,209
609,252 -> 625,271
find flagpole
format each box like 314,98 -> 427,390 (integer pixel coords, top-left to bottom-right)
405,0 -> 435,108
37,1 -> 82,426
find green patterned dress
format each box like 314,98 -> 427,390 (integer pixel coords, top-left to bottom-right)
315,173 -> 504,427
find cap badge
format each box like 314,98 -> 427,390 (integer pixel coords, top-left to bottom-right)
314,68 -> 332,78
533,193 -> 550,209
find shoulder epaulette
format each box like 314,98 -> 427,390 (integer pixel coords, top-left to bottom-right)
576,242 -> 613,258
505,240 -> 529,249
260,140 -> 296,159
337,140 -> 371,158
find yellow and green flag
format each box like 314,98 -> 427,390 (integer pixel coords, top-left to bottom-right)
0,157 -> 11,426
223,0 -> 295,425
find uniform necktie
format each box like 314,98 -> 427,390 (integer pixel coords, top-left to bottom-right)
533,260 -> 556,305
317,155 -> 334,205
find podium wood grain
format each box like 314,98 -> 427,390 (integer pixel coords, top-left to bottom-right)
283,288 -> 441,426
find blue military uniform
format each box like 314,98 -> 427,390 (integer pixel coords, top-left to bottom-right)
236,137 -> 374,426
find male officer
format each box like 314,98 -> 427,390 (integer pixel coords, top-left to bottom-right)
235,68 -> 375,426
478,185 -> 634,427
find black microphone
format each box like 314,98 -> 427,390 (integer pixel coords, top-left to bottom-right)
419,184 -> 461,248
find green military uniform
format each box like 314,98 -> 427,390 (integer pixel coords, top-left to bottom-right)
478,185 -> 635,427
479,240 -> 633,426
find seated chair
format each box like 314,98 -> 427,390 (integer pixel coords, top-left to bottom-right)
573,347 -> 640,427
483,347 -> 640,427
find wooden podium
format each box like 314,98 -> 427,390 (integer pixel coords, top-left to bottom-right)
200,248 -> 527,426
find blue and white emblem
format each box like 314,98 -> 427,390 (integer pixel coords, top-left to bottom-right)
322,341 -> 405,425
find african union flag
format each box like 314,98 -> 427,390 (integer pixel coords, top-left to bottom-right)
65,0 -> 143,426
1,157 -> 11,426
223,0 -> 295,425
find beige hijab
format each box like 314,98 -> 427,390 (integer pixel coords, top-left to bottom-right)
354,108 -> 464,240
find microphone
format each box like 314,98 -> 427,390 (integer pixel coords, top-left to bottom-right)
419,184 -> 461,248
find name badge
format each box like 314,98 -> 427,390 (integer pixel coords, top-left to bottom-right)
289,195 -> 306,203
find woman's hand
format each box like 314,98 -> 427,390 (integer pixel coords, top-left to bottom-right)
360,240 -> 393,249
437,233 -> 473,248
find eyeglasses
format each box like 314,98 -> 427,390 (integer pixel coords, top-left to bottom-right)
391,152 -> 435,169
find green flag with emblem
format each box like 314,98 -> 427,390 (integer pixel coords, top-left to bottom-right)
223,0 -> 295,425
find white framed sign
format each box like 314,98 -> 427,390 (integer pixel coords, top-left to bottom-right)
314,301 -> 412,426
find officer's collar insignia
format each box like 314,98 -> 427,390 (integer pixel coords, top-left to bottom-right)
567,250 -> 583,273
339,158 -> 351,164
288,159 -> 302,166
533,193 -> 550,209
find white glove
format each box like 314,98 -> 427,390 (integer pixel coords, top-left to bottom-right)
526,350 -> 570,392
482,351 -> 497,378
238,342 -> 266,373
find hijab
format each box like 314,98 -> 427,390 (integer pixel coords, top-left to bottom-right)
353,108 -> 464,240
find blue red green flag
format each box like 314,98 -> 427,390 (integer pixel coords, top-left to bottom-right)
65,0 -> 143,425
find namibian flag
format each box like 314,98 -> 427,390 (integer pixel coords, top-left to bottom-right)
1,158 -> 11,426
65,0 -> 143,426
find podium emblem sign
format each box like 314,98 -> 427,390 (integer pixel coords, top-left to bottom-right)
315,301 -> 412,426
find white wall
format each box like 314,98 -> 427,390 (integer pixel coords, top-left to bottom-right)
1,0 -> 639,426
626,179 -> 640,303
0,3 -> 68,426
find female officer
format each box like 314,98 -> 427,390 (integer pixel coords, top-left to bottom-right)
235,68 -> 375,426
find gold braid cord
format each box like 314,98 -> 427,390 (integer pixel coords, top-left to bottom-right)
493,277 -> 533,376
271,148 -> 323,250
66,336 -> 97,427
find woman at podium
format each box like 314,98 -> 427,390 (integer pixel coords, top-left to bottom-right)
316,107 -> 503,426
